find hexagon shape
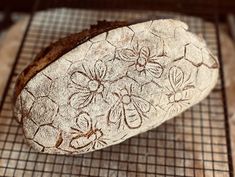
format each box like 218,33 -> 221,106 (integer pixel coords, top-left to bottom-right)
185,44 -> 203,66
90,32 -> 106,43
85,40 -> 116,62
150,19 -> 188,39
43,59 -> 72,80
202,48 -> 219,68
34,125 -> 60,147
29,97 -> 58,125
23,118 -> 38,139
63,41 -> 92,63
49,76 -> 70,106
106,26 -> 134,48
164,38 -> 185,60
131,31 -> 163,57
129,20 -> 152,33
14,89 -> 35,123
26,73 -> 53,97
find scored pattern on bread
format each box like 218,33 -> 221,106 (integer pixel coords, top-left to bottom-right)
13,21 -> 127,102
14,19 -> 219,154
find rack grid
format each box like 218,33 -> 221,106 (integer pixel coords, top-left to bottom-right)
0,1 -> 233,176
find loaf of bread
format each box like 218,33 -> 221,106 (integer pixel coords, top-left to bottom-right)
13,19 -> 219,154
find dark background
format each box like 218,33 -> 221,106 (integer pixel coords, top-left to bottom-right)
1,0 -> 235,15
1,0 -> 235,39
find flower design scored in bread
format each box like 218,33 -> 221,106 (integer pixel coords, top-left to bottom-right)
13,19 -> 219,154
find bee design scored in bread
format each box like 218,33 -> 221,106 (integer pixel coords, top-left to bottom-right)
165,66 -> 195,116
68,59 -> 108,109
69,112 -> 107,152
14,19 -> 219,154
107,85 -> 153,129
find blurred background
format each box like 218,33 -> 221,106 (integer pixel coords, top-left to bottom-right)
0,0 -> 235,176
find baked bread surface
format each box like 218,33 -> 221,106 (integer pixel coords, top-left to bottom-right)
14,21 -> 127,101
14,19 -> 219,154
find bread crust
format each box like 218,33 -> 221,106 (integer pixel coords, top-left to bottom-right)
14,21 -> 127,102
13,19 -> 219,154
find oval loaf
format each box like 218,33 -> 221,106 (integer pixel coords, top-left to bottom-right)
13,19 -> 219,154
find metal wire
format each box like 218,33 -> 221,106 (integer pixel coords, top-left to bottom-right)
0,1 -> 233,176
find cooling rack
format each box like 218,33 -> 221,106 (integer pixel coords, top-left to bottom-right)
0,1 -> 234,177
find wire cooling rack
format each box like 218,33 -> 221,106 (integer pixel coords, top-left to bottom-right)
0,2 -> 234,177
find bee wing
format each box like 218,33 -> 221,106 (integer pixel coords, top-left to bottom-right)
132,96 -> 151,113
168,103 -> 182,116
94,60 -> 107,79
124,102 -> 142,129
169,66 -> 184,91
107,102 -> 123,127
146,61 -> 163,79
118,48 -> 139,62
70,135 -> 93,149
70,71 -> 90,87
69,90 -> 94,109
93,139 -> 107,150
139,46 -> 150,60
76,112 -> 92,133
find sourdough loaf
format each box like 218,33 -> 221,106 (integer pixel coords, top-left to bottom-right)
13,19 -> 219,154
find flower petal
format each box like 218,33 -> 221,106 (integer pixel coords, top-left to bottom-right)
69,91 -> 94,109
146,62 -> 163,79
70,71 -> 90,87
94,60 -> 107,79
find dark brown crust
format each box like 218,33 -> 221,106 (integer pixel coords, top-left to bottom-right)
14,21 -> 127,103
